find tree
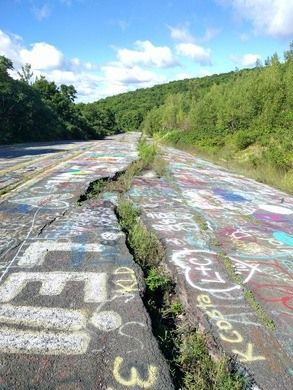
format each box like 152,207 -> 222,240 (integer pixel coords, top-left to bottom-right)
0,56 -> 13,80
60,84 -> 77,103
17,63 -> 34,84
284,41 -> 293,62
255,58 -> 263,68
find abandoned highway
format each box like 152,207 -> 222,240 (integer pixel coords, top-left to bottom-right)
0,133 -> 292,389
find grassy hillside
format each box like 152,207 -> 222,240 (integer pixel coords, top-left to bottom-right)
91,45 -> 293,193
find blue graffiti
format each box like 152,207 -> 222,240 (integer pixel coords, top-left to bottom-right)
213,188 -> 248,202
273,231 -> 293,246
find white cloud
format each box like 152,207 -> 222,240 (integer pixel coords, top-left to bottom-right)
31,4 -> 51,21
240,32 -> 250,42
169,26 -> 195,43
0,29 -> 101,101
0,29 -> 174,101
223,0 -> 293,38
117,40 -> 177,68
176,43 -> 211,65
102,62 -> 165,85
20,42 -> 64,70
0,30 -> 22,65
231,53 -> 261,67
169,25 -> 220,43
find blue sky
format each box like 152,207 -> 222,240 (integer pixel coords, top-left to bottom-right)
0,0 -> 292,101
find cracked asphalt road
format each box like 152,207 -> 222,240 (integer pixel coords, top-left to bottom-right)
1,134 -> 292,389
0,134 -> 173,390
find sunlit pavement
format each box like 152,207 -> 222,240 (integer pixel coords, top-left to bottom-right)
129,146 -> 293,389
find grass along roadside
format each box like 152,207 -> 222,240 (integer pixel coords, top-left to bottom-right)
115,198 -> 246,390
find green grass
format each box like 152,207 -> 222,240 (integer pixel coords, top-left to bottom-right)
116,198 -> 165,267
192,213 -> 209,231
177,331 -> 245,390
137,136 -> 157,166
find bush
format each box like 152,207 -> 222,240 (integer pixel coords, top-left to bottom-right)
235,131 -> 256,150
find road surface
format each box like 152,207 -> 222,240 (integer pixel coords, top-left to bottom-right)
1,135 -> 292,389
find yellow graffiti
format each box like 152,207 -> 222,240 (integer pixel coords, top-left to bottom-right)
220,330 -> 243,344
113,267 -> 138,294
113,356 -> 157,388
114,267 -> 134,275
196,294 -> 266,363
232,343 -> 266,362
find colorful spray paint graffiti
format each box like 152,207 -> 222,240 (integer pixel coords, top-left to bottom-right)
0,134 -> 140,281
128,159 -> 293,389
0,200 -> 172,389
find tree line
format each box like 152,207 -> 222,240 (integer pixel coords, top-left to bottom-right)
0,56 -> 119,144
92,43 -> 293,191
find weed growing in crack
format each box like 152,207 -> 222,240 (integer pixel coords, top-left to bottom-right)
138,137 -> 157,166
116,199 -> 164,267
177,330 -> 245,390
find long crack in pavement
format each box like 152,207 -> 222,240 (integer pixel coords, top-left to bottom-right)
128,145 -> 293,390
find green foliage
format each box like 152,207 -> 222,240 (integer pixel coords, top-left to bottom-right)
145,267 -> 173,293
0,56 -> 119,144
162,301 -> 183,317
116,198 -> 165,268
235,131 -> 256,150
178,332 -> 245,390
17,63 -> 33,84
116,198 -> 139,232
137,137 -> 157,165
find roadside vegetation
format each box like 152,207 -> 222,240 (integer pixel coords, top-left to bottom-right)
92,43 -> 293,193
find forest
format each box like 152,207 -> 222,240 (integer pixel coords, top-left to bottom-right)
0,56 -> 119,144
92,43 -> 293,192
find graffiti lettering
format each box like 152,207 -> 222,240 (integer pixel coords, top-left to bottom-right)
113,356 -> 157,388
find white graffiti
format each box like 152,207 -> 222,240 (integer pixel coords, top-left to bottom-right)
0,272 -> 108,303
90,310 -> 122,332
17,241 -> 105,268
0,326 -> 89,355
0,304 -> 86,331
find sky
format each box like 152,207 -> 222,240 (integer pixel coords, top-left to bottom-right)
0,0 -> 292,102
